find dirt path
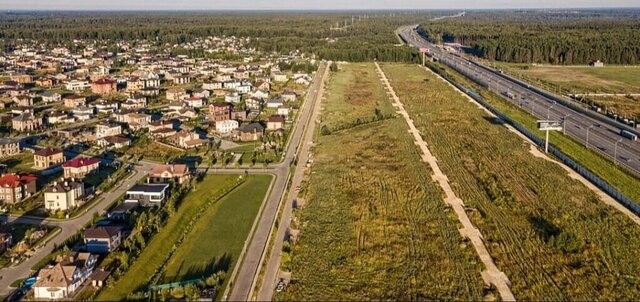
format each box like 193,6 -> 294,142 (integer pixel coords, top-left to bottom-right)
374,62 -> 516,301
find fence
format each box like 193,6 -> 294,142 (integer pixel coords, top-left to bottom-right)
428,64 -> 640,217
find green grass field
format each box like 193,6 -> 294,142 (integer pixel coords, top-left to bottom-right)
439,62 -> 640,205
158,175 -> 273,294
278,63 -> 487,301
382,63 -> 640,300
501,65 -> 640,94
97,175 -> 239,301
499,64 -> 640,117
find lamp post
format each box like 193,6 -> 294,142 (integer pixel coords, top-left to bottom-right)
547,102 -> 556,119
562,114 -> 571,135
614,139 -> 623,166
586,124 -> 597,148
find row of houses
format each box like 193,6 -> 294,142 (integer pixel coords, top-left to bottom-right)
32,164 -> 191,299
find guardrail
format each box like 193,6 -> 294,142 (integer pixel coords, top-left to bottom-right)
427,64 -> 640,217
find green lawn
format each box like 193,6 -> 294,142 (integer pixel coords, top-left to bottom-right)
499,64 -> 640,94
96,175 -> 239,301
158,175 -> 274,295
1,152 -> 35,174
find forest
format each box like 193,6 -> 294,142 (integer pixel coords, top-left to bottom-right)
419,10 -> 640,65
0,11 -> 428,62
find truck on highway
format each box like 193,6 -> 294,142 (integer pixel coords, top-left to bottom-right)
503,91 -> 515,99
620,129 -> 638,141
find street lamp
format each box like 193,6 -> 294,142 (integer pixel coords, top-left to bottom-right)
586,124 -> 597,148
562,114 -> 571,135
614,139 -> 623,166
546,103 -> 556,119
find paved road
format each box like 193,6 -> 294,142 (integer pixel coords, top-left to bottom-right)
256,59 -> 329,301
0,161 -> 155,297
375,62 -> 516,300
226,61 -> 329,301
399,26 -> 640,176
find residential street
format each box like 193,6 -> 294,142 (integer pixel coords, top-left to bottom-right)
0,161 -> 155,297
226,61 -> 329,301
256,57 -> 329,301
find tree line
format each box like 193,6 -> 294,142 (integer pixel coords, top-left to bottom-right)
419,10 -> 640,65
0,11 -> 428,63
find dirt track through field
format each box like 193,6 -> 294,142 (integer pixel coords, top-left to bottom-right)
374,62 -> 516,301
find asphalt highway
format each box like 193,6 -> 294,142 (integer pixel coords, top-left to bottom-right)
399,26 -> 640,176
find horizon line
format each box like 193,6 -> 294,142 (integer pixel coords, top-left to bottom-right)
3,7 -> 640,12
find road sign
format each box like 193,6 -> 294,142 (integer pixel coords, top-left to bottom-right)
537,120 -> 562,131
419,47 -> 430,53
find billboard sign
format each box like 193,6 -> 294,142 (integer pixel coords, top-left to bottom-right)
537,120 -> 562,131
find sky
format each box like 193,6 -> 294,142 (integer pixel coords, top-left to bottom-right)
4,0 -> 640,10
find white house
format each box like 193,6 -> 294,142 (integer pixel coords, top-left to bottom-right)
65,80 -> 90,91
215,119 -> 239,134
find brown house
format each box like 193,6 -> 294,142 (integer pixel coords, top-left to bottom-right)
34,148 -> 66,169
0,174 -> 37,204
267,115 -> 285,131
208,102 -> 232,122
233,122 -> 265,142
91,78 -> 117,94
148,164 -> 191,184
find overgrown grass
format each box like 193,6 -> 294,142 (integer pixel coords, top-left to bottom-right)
96,175 -> 238,301
158,175 -> 273,298
278,63 -> 487,301
438,62 -> 640,204
382,63 -> 640,300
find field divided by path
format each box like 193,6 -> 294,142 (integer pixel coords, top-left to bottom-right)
277,63 -> 488,301
381,63 -> 640,300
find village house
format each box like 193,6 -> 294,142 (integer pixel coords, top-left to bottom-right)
272,71 -> 288,82
62,157 -> 100,179
209,102 -> 232,122
125,183 -> 170,207
33,252 -> 97,300
184,96 -> 204,108
91,78 -> 117,94
46,111 -> 73,125
63,95 -> 86,108
41,91 -> 62,103
231,108 -> 248,121
98,135 -> 131,149
34,148 -> 65,169
36,77 -> 55,88
246,97 -> 263,111
281,91 -> 298,102
83,226 -> 124,254
166,88 -> 188,101
216,119 -> 239,134
233,122 -> 265,142
148,164 -> 191,184
121,97 -> 147,110
44,179 -> 85,211
65,80 -> 90,92
267,115 -> 285,131
149,120 -> 177,138
12,95 -> 33,107
12,111 -> 43,132
71,106 -> 95,121
0,174 -> 37,204
225,93 -> 241,104
266,98 -> 284,109
93,99 -> 119,114
0,138 -> 20,158
169,130 -> 207,149
95,122 -> 122,139
277,106 -> 291,117
10,74 -> 33,84
123,112 -> 151,130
